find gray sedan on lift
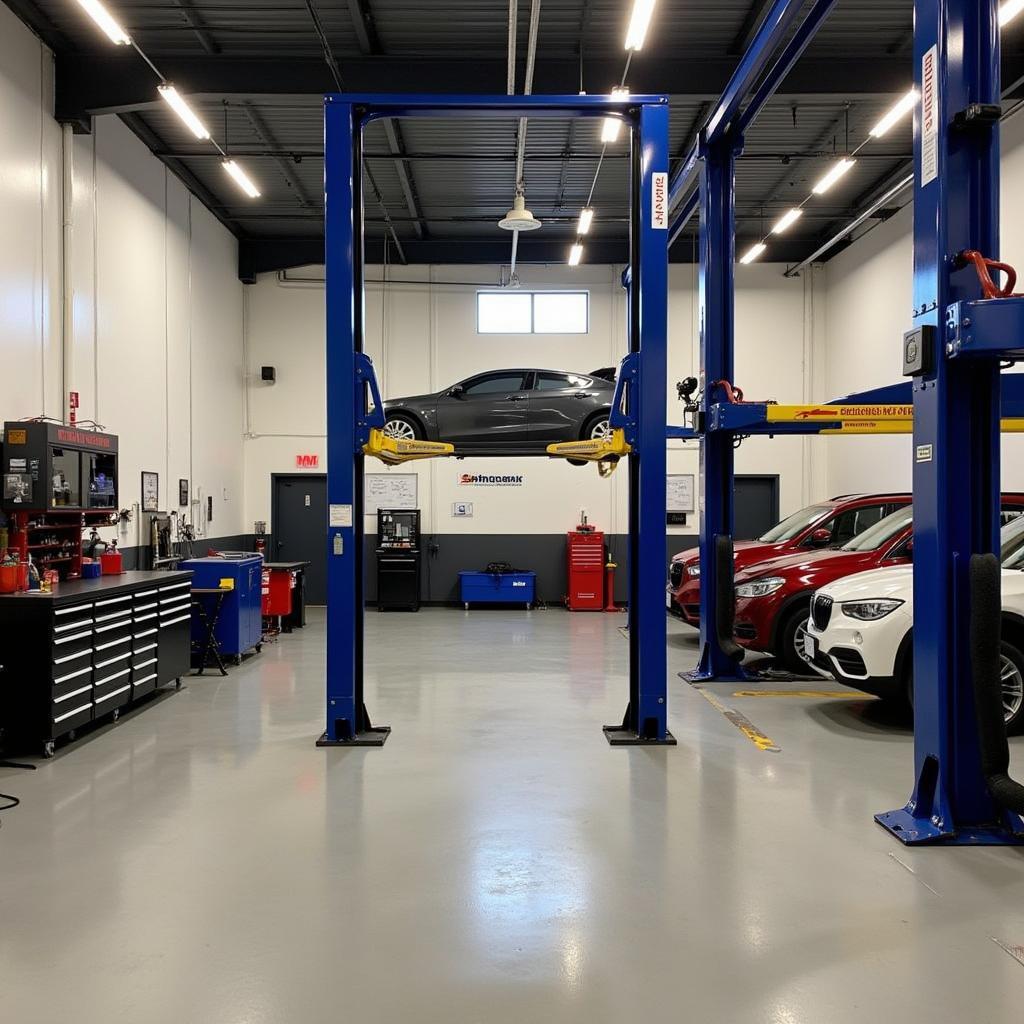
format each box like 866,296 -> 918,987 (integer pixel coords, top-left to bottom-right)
381,368 -> 617,455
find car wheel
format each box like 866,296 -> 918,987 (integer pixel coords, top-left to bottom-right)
1000,641 -> 1024,734
586,414 -> 613,442
777,603 -> 812,674
383,414 -> 422,442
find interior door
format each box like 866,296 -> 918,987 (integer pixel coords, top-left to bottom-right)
435,371 -> 531,444
273,475 -> 327,604
528,370 -> 602,443
733,475 -> 780,540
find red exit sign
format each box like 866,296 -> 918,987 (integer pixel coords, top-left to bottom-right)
296,454 -> 319,468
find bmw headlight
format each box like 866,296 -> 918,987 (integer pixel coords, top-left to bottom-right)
687,563 -> 700,578
734,576 -> 785,598
840,599 -> 904,621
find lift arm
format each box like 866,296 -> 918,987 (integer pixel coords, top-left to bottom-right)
546,353 -> 636,475
355,353 -> 455,464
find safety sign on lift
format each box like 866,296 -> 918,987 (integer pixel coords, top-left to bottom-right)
921,45 -> 939,186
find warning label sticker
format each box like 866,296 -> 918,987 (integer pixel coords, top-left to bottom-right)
921,45 -> 939,186
652,172 -> 668,229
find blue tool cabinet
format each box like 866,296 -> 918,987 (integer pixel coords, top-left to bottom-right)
458,571 -> 535,609
180,555 -> 263,663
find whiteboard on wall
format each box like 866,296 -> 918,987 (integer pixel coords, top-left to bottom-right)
667,474 -> 695,513
364,473 -> 418,515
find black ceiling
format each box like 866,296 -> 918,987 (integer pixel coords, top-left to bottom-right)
8,0 -> 1024,278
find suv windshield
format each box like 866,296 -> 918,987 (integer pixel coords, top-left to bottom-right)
758,504 -> 829,543
1001,515 -> 1024,568
840,505 -> 913,552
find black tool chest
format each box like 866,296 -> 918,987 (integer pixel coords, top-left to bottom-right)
0,570 -> 192,756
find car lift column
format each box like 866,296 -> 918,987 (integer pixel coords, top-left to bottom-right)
605,99 -> 674,745
319,97 -> 389,746
689,132 -> 748,681
876,0 -> 1020,841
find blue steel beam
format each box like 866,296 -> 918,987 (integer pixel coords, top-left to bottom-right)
876,0 -> 1024,843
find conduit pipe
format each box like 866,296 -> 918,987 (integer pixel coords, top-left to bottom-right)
509,0 -> 541,278
61,123 -> 74,421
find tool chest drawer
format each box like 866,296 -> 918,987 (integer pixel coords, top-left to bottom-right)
0,570 -> 192,755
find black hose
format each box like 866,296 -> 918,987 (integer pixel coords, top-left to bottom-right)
969,553 -> 1024,813
715,534 -> 745,663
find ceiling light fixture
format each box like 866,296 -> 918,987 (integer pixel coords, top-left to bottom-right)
771,208 -> 802,234
568,243 -> 584,267
223,160 -> 260,198
74,0 -> 130,44
739,242 -> 766,265
869,89 -> 919,137
158,84 -> 210,140
577,208 -> 595,234
601,86 -> 630,143
1000,0 -> 1024,26
625,0 -> 657,50
812,158 -> 856,195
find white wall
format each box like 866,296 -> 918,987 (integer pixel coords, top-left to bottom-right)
818,111 -> 1024,498
0,5 -> 245,547
243,261 -> 812,535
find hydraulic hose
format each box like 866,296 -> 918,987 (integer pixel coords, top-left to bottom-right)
715,534 -> 745,663
969,553 -> 1024,813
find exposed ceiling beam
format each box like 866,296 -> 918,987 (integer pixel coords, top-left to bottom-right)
4,0 -> 70,52
239,101 -> 317,208
347,0 -> 383,54
54,54 -> 928,122
728,0 -> 776,57
382,119 -> 426,240
170,0 -> 221,55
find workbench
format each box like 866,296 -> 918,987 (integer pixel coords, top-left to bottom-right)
0,570 -> 192,756
262,560 -> 310,631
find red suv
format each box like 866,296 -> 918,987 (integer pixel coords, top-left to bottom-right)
732,498 -> 1024,672
667,494 -> 910,625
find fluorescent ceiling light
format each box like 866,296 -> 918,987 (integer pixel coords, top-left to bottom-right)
739,242 -> 766,265
577,208 -> 595,234
223,160 -> 261,198
870,89 -> 919,137
601,87 -> 629,143
74,0 -> 130,44
158,84 -> 210,140
771,208 -> 802,234
812,158 -> 856,195
625,0 -> 657,50
1000,0 -> 1024,27
568,243 -> 584,267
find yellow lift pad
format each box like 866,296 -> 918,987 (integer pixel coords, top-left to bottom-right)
546,428 -> 632,477
362,427 -> 455,465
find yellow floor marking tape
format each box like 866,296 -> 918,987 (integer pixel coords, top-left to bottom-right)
732,689 -> 873,699
691,684 -> 780,753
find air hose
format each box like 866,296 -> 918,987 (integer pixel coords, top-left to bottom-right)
715,534 -> 745,663
969,553 -> 1024,814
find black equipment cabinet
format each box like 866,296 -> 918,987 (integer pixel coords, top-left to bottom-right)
0,570 -> 191,757
376,509 -> 421,612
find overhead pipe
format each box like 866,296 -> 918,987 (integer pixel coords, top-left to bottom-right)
506,0 -> 518,94
667,0 -> 819,214
509,0 -> 542,278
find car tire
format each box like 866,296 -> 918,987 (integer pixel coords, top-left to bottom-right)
382,413 -> 423,442
582,412 -> 612,443
776,602 -> 812,675
903,640 -> 1024,735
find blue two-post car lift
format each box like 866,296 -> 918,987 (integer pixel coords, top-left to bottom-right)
318,93 -> 677,749
665,0 -> 1024,843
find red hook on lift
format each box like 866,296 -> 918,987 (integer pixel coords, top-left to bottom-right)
958,249 -> 1024,299
714,380 -> 745,403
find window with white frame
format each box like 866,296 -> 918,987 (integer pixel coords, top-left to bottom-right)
476,291 -> 589,334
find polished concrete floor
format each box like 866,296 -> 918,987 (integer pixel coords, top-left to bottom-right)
2,608 -> 1024,1023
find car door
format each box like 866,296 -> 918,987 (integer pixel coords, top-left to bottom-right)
801,501 -> 890,548
435,371 -> 531,445
529,371 -> 605,443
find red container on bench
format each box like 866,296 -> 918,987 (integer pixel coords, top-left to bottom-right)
101,551 -> 124,575
0,564 -> 19,593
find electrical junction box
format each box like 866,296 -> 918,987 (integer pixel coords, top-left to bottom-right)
452,502 -> 473,517
903,324 -> 935,377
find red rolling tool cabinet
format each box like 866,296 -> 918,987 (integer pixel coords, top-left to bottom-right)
566,527 -> 605,610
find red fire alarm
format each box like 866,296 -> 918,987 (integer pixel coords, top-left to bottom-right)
296,454 -> 319,468
68,391 -> 80,425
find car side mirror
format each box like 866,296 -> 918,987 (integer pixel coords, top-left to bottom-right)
904,538 -> 913,558
449,384 -> 464,397
808,528 -> 832,547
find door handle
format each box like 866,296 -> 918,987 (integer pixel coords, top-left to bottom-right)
505,394 -> 527,402
572,391 -> 593,398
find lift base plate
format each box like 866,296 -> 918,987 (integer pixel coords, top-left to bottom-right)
875,807 -> 1024,845
316,727 -> 392,748
602,725 -> 677,746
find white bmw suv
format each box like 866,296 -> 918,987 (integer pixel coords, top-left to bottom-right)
805,516 -> 1024,732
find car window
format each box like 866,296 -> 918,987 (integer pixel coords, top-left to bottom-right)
1001,514 -> 1024,568
534,372 -> 592,391
1000,506 -> 1024,526
758,504 -> 830,543
461,373 -> 528,396
829,503 -> 887,545
840,506 -> 914,551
